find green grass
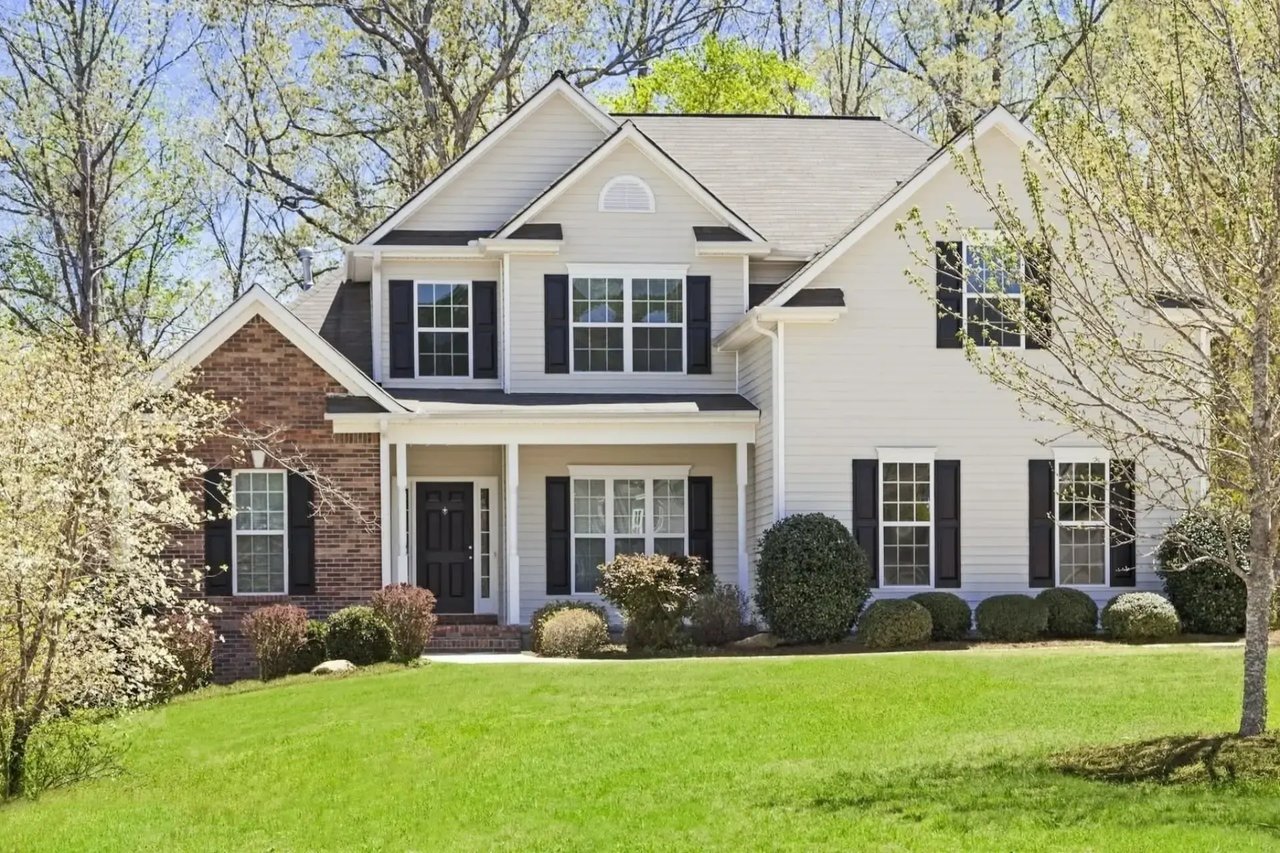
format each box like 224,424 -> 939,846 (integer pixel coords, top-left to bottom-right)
3,645 -> 1280,851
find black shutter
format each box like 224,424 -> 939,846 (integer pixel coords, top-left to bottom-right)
203,469 -> 232,595
936,241 -> 963,349
1110,460 -> 1137,587
687,275 -> 712,374
389,280 -> 415,378
546,477 -> 571,594
935,460 -> 961,588
544,274 -> 569,373
688,476 -> 713,573
472,280 -> 498,379
852,459 -> 879,588
1029,460 -> 1056,588
287,472 -> 316,595
1024,243 -> 1052,349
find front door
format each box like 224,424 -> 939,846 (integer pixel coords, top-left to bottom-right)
415,482 -> 474,614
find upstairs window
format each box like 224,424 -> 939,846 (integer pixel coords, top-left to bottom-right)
416,282 -> 469,376
598,175 -> 655,213
963,235 -> 1024,347
569,266 -> 685,373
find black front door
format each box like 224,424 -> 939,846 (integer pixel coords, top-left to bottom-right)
416,482 -> 474,614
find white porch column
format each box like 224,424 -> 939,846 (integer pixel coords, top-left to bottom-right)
395,442 -> 409,584
504,443 -> 521,624
380,431 -> 391,586
370,250 -> 383,382
736,440 -> 749,593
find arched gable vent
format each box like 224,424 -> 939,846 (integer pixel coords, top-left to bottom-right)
598,175 -> 655,213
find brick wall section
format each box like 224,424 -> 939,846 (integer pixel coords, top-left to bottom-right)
164,316 -> 381,680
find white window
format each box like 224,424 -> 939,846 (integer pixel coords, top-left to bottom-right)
568,265 -> 685,373
479,487 -> 492,600
879,451 -> 933,587
1056,457 -> 1109,586
598,175 -> 655,213
416,282 -> 470,376
232,470 -> 287,595
569,466 -> 689,595
962,233 -> 1024,347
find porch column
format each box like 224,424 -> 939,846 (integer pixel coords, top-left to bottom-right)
380,431 -> 391,586
736,440 -> 749,593
395,441 -> 409,584
504,442 -> 520,625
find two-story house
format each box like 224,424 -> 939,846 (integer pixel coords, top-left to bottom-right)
160,74 -> 1172,676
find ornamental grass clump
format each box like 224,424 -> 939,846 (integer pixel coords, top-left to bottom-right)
371,584 -> 439,662
241,604 -> 309,681
755,514 -> 869,643
598,553 -> 704,652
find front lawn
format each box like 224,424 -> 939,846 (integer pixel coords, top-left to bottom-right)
2,646 -> 1279,851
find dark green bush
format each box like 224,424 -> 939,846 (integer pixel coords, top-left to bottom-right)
1157,507 -> 1253,634
324,606 -> 394,665
857,599 -> 932,649
540,609 -> 610,658
1036,588 -> 1099,637
291,620 -> 329,674
530,600 -> 609,654
976,594 -> 1048,642
1102,592 -> 1180,641
599,553 -> 704,652
908,592 -> 972,641
690,582 -> 749,646
755,514 -> 870,643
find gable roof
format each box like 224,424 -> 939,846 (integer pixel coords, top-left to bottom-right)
357,74 -> 616,246
625,114 -> 933,255
156,285 -> 403,413
492,121 -> 766,242
760,107 -> 1040,308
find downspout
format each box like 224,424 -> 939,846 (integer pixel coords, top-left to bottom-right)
751,313 -> 785,520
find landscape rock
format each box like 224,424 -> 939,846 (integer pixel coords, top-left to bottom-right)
731,632 -> 780,649
311,659 -> 356,675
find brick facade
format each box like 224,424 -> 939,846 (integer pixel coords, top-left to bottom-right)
165,316 -> 382,680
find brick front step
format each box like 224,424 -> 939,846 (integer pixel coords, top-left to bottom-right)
425,620 -> 524,653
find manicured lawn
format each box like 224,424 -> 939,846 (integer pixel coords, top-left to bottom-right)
3,646 -> 1280,851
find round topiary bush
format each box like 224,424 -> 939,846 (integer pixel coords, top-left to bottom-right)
530,600 -> 609,654
908,592 -> 972,641
1156,507 -> 1252,634
975,594 -> 1048,642
1036,587 -> 1099,638
856,599 -> 933,649
755,513 -> 870,643
540,608 -> 610,658
324,605 -> 394,665
1102,592 -> 1180,641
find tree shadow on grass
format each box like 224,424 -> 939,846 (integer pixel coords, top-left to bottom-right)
1052,732 -> 1280,784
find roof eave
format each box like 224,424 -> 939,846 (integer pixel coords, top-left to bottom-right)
714,305 -> 848,351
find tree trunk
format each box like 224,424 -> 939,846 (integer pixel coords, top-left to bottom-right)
3,716 -> 32,799
1240,570 -> 1274,737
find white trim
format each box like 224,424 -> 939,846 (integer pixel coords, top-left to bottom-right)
566,265 -> 688,375
695,241 -> 772,257
412,281 -> 473,379
762,108 -> 1042,309
504,444 -> 520,624
371,251 -> 384,381
494,122 -> 765,242
741,256 -> 750,313
714,305 -> 847,351
598,174 -> 655,213
875,447 -> 937,463
775,321 -> 786,518
360,79 -> 616,246
476,238 -> 563,255
501,253 -> 512,392
565,263 -> 687,279
229,469 -> 288,597
395,443 -> 409,584
380,432 -> 391,587
407,475 -> 502,614
333,417 -> 757,447
876,453 -> 935,589
1054,456 -> 1112,588
735,440 -> 749,593
568,464 -> 691,478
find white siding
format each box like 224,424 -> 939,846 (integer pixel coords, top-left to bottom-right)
738,336 -> 773,585
781,129 -> 1173,609
516,444 -> 739,623
400,94 -> 608,231
507,142 -> 742,392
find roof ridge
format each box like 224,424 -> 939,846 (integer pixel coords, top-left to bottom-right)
612,112 -> 885,121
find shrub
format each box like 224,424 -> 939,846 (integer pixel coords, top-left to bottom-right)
158,612 -> 215,695
20,712 -> 123,798
530,600 -> 609,654
539,609 -> 610,658
371,584 -> 439,662
324,606 -> 394,665
1102,592 -> 1180,641
241,604 -> 309,680
908,592 -> 972,641
291,620 -> 329,674
975,595 -> 1048,642
857,599 -> 933,649
690,583 -> 749,646
755,513 -> 870,643
1037,588 -> 1099,637
598,553 -> 704,652
1157,507 -> 1255,634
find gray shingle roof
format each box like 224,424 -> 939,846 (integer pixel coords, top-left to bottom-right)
623,115 -> 933,255
289,273 -> 373,376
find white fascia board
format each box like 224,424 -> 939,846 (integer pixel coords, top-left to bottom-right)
155,286 -> 405,412
695,241 -> 773,257
477,238 -> 563,255
359,79 -> 616,246
493,123 -> 766,243
374,417 -> 758,447
714,305 -> 848,351
762,109 -> 1042,310
346,245 -> 486,260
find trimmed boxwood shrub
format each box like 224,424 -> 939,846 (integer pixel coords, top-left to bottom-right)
530,600 -> 609,654
908,592 -> 972,641
976,594 -> 1048,642
690,582 -> 749,647
755,514 -> 870,643
291,620 -> 329,674
1037,587 -> 1099,637
1156,507 -> 1253,634
540,609 -> 610,658
324,606 -> 394,665
857,599 -> 932,649
599,553 -> 704,652
1102,592 -> 1180,641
